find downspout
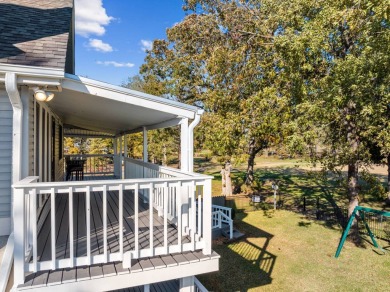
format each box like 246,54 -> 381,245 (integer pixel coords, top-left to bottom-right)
4,72 -> 22,291
5,72 -> 23,184
188,109 -> 204,172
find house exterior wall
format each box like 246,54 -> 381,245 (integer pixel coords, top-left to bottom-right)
0,87 -> 12,235
32,99 -> 64,182
0,86 -> 65,235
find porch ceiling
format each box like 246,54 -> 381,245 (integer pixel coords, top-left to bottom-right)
47,74 -> 199,136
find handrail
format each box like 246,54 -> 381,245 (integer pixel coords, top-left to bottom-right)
65,154 -> 114,158
194,277 -> 209,292
13,175 -> 212,189
65,154 -> 115,176
12,175 -> 213,287
212,210 -> 233,240
123,157 -> 213,180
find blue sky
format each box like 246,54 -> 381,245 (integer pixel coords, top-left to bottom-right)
75,0 -> 187,86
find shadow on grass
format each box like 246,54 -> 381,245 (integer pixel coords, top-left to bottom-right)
298,221 -> 312,227
198,213 -> 276,291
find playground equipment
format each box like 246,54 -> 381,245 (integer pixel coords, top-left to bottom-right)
335,205 -> 390,258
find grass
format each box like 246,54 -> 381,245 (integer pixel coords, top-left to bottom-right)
194,154 -> 390,291
197,210 -> 390,291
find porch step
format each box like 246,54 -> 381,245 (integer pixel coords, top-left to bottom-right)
221,227 -> 245,240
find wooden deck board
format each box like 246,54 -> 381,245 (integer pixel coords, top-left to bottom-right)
149,256 -> 166,269
46,269 -> 63,286
22,176 -> 212,289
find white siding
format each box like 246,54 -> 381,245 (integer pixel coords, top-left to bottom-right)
31,100 -> 64,182
0,89 -> 12,219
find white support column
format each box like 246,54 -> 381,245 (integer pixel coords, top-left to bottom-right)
119,136 -> 123,179
180,118 -> 189,172
13,188 -> 26,287
188,111 -> 202,172
124,135 -> 128,178
180,276 -> 195,292
180,118 -> 190,234
202,179 -> 212,255
43,111 -> 47,182
48,113 -> 52,182
113,137 -> 118,178
124,134 -> 128,158
143,284 -> 150,292
38,105 -> 43,181
143,126 -> 148,163
21,86 -> 30,179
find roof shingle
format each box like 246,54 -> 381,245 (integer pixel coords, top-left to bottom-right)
0,0 -> 73,71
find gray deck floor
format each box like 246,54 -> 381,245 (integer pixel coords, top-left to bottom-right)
18,174 -> 201,290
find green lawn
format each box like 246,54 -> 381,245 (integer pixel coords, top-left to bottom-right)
198,210 -> 390,291
194,155 -> 389,291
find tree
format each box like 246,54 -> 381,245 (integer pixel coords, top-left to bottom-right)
280,0 -> 390,215
141,0 -> 292,185
122,75 -> 181,166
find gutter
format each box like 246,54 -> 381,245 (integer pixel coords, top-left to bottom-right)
188,109 -> 204,172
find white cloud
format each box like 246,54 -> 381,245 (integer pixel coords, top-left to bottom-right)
140,40 -> 153,52
96,61 -> 135,68
87,39 -> 113,52
75,0 -> 114,37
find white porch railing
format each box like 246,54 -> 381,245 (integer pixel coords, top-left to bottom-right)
212,205 -> 233,240
12,165 -> 212,287
65,154 -> 115,176
124,157 -> 196,179
194,277 -> 209,292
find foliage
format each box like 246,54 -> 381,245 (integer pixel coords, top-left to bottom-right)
359,170 -> 387,201
141,0 -> 295,184
122,75 -> 181,165
275,0 -> 390,211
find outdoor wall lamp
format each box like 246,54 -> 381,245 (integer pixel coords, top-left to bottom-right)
31,87 -> 55,102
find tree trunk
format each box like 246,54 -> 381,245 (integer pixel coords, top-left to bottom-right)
162,144 -> 167,166
347,163 -> 359,217
245,138 -> 257,185
225,162 -> 232,196
345,101 -> 359,218
221,168 -> 226,196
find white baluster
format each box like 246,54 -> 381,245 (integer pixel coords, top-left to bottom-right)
103,185 -> 108,262
86,186 -> 91,265
202,179 -> 212,255
69,187 -> 74,267
50,188 -> 56,270
134,183 -> 139,257
163,182 -> 168,253
149,183 -> 154,255
119,184 -> 124,259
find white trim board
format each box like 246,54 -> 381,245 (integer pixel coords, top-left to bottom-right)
17,257 -> 219,292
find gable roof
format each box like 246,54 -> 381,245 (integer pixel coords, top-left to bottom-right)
0,0 -> 74,72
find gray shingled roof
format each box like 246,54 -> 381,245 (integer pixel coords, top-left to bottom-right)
0,0 -> 73,71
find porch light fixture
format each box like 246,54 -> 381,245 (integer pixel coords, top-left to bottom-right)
32,87 -> 55,102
